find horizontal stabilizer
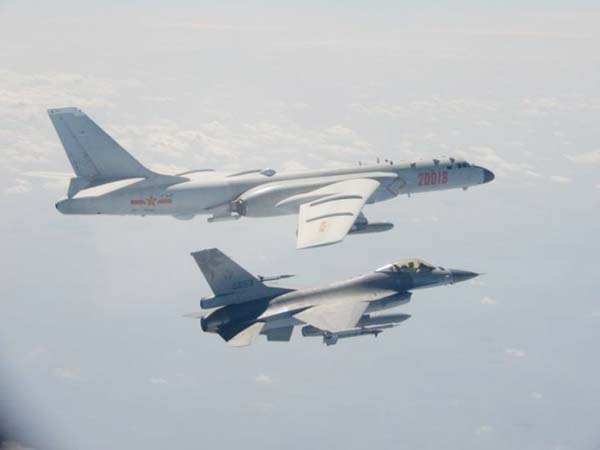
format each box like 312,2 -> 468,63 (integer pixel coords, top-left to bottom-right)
219,322 -> 264,347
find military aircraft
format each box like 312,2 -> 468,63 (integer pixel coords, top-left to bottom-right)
186,248 -> 479,346
50,107 -> 494,249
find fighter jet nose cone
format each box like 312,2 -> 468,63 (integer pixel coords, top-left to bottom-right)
451,270 -> 479,283
483,168 -> 495,183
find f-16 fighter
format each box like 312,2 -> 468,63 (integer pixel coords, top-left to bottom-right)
186,249 -> 479,346
50,107 -> 494,248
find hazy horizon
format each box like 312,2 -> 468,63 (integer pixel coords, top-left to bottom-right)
1,1 -> 599,449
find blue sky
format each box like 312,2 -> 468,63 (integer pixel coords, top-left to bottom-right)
0,2 -> 599,449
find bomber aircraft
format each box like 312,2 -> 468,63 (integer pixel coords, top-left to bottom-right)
50,107 -> 494,249
186,248 -> 479,346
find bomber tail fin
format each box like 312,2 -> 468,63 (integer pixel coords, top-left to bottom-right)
48,107 -> 155,196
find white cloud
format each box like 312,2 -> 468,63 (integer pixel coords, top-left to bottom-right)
565,149 -> 600,164
0,68 -> 376,191
0,70 -> 137,122
549,175 -> 571,184
21,346 -> 49,364
477,425 -> 493,434
531,391 -> 543,400
505,348 -> 527,358
110,120 -> 368,174
255,373 -> 272,384
141,95 -> 175,103
458,146 -> 541,179
252,401 -> 275,414
480,296 -> 497,305
5,179 -> 31,194
21,171 -> 72,180
0,70 -> 142,189
521,97 -> 561,116
52,367 -> 79,380
20,171 -> 71,191
149,377 -> 168,385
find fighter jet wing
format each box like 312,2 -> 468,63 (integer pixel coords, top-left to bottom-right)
294,301 -> 369,333
296,178 -> 381,249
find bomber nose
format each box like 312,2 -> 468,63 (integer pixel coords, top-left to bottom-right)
450,269 -> 479,284
482,168 -> 495,183
55,199 -> 66,213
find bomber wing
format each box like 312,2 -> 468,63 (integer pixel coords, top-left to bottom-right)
296,178 -> 381,249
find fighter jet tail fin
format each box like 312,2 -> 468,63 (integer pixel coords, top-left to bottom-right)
48,107 -> 155,196
191,248 -> 265,297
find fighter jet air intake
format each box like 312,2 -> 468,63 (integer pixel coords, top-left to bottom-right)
49,107 -> 494,249
186,249 -> 479,346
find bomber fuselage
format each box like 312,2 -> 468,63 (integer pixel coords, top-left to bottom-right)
56,157 -> 494,218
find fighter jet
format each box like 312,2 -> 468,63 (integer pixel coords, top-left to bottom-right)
186,248 -> 479,346
49,107 -> 494,249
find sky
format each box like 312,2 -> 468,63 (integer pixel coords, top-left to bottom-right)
0,1 -> 599,449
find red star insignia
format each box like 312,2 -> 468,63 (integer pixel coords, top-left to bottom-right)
319,221 -> 328,233
146,196 -> 157,206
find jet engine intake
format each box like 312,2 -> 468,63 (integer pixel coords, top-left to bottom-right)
365,292 -> 412,313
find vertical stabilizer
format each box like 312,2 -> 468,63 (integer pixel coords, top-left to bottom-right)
48,108 -> 154,191
191,248 -> 264,296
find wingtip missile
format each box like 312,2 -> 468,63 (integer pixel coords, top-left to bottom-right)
258,274 -> 295,282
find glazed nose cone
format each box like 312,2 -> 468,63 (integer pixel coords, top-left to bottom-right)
483,168 -> 495,183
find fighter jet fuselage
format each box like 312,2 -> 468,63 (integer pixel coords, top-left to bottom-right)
189,250 -> 478,346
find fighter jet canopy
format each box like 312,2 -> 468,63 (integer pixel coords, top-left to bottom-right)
376,259 -> 436,273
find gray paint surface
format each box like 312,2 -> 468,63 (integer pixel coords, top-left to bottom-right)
193,250 -> 474,345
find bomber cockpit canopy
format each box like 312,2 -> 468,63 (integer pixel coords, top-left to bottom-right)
376,259 -> 436,273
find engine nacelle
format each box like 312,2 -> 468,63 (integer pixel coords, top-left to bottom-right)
349,222 -> 394,234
